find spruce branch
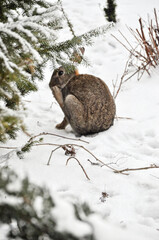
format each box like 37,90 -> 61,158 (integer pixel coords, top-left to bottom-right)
58,0 -> 76,37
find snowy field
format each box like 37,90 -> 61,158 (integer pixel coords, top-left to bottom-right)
1,0 -> 159,239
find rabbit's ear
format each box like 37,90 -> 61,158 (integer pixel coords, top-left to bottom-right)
70,47 -> 85,64
79,47 -> 85,55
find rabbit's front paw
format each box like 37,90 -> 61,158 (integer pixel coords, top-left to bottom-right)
52,86 -> 64,108
56,117 -> 68,129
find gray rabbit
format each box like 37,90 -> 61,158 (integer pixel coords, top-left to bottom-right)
49,67 -> 116,135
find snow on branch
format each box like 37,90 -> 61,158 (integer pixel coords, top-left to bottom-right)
0,37 -> 8,54
21,5 -> 62,23
21,22 -> 56,40
14,24 -> 38,43
0,28 -> 42,63
0,2 -> 65,78
0,51 -> 14,72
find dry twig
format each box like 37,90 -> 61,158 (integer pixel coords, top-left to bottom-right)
28,131 -> 89,144
66,157 -> 90,180
112,8 -> 159,99
44,142 -> 128,175
115,116 -> 133,120
0,146 -> 17,149
114,164 -> 159,174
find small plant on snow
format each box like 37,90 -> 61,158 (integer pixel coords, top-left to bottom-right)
112,8 -> 159,87
111,9 -> 159,101
0,0 -> 113,143
99,191 -> 109,203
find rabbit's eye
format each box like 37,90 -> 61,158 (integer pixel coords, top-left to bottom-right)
58,70 -> 64,76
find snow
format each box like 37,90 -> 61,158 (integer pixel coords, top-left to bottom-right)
1,0 -> 159,239
52,195 -> 92,237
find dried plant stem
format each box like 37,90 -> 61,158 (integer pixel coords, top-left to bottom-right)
123,61 -> 151,82
87,159 -> 102,166
112,58 -> 151,100
113,56 -> 130,99
28,132 -> 89,144
115,116 -> 133,120
73,144 -> 120,172
111,33 -> 131,53
36,142 -> 121,174
154,9 -> 159,29
150,174 -> 159,180
66,157 -> 90,180
114,164 -> 159,174
0,146 -> 17,149
138,18 -> 152,64
35,143 -> 60,147
118,30 -> 134,49
47,146 -> 62,165
112,8 -> 159,94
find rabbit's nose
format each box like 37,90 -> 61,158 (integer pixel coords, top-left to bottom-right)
49,77 -> 59,88
49,81 -> 53,89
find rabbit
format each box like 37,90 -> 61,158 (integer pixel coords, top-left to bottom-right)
49,66 -> 116,135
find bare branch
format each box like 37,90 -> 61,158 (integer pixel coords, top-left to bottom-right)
38,142 -> 122,174
111,33 -> 131,53
114,164 -> 159,174
112,9 -> 159,97
154,8 -> 159,33
0,150 -> 17,164
66,157 -> 90,180
28,132 -> 89,144
118,30 -> 134,49
115,116 -> 133,120
87,159 -> 103,166
47,146 -> 61,165
0,146 -> 17,149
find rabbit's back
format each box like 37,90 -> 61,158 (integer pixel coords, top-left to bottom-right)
62,74 -> 116,134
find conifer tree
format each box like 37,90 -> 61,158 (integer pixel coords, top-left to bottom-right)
104,0 -> 117,23
0,0 -> 112,142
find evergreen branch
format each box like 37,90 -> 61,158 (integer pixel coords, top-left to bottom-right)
79,23 -> 114,45
0,28 -> 43,63
14,24 -> 38,42
21,22 -> 58,39
0,36 -> 8,53
58,0 -> 76,37
0,52 -> 14,72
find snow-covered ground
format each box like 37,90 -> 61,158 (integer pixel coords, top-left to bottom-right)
1,0 -> 159,239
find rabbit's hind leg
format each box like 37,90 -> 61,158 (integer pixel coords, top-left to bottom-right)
64,94 -> 86,134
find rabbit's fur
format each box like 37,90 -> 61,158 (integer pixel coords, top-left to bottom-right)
49,67 -> 116,135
